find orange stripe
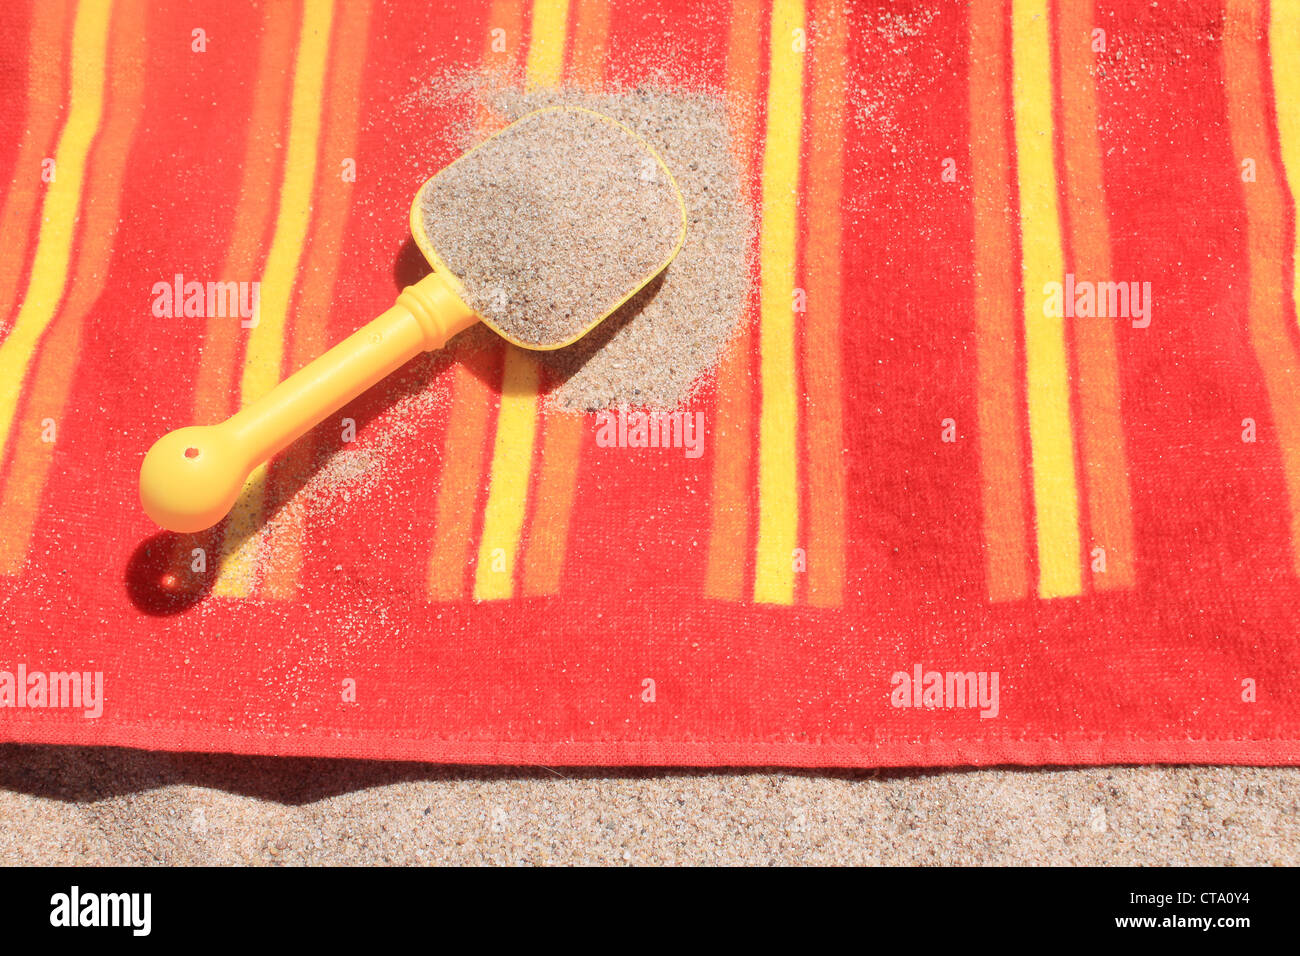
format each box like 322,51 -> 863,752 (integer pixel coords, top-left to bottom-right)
428,342 -> 499,600
484,0 -> 525,75
703,0 -> 763,602
1056,0 -> 1135,590
568,0 -> 611,89
801,0 -> 847,608
1224,0 -> 1300,575
0,0 -> 147,575
261,0 -> 374,600
0,0 -> 73,330
970,0 -> 1031,602
520,409 -> 582,596
517,0 -> 612,597
426,0 -> 525,600
190,1 -> 300,429
168,1 -> 301,576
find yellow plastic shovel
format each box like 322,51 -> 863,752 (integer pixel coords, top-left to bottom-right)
139,107 -> 686,534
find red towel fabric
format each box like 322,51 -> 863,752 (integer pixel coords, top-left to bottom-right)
1,0 -> 1298,765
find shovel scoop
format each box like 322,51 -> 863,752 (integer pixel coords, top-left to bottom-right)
139,106 -> 686,533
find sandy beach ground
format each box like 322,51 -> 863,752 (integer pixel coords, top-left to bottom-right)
0,746 -> 1295,865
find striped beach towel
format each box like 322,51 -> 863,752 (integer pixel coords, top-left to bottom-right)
0,0 -> 1298,765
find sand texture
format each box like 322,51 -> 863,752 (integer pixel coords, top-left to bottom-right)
0,747 -> 1295,865
421,106 -> 684,349
486,88 -> 755,411
407,78 -> 755,411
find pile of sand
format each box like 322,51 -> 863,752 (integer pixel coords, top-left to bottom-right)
420,106 -> 685,349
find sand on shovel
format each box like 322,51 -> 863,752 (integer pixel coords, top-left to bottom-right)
405,80 -> 757,411
418,106 -> 685,349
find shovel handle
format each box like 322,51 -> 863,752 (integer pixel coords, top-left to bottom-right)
139,271 -> 478,533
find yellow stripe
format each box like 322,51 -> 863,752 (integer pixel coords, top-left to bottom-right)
1011,0 -> 1082,598
214,0 -> 336,598
525,0 -> 570,87
472,0 -> 570,600
0,0 -> 112,462
753,0 -> 805,605
1272,1 -> 1300,334
474,350 -> 541,599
